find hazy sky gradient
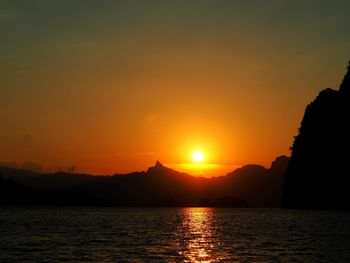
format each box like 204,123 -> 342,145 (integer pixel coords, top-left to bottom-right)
1,0 -> 349,175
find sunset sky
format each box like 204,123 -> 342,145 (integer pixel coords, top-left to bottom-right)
1,0 -> 349,176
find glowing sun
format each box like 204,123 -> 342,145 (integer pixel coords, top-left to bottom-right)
192,150 -> 204,163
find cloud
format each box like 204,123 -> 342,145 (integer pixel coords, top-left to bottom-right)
20,161 -> 44,173
0,161 -> 77,174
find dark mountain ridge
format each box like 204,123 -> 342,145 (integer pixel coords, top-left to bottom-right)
0,156 -> 288,207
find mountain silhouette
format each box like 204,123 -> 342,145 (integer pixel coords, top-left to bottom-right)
0,156 -> 288,207
0,174 -> 35,205
283,61 -> 350,209
224,155 -> 290,207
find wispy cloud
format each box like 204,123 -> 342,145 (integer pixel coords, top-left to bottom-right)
114,152 -> 158,156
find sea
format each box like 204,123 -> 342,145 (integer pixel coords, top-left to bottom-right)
0,207 -> 350,262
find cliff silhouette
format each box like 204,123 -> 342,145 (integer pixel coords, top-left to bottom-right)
283,61 -> 350,209
0,156 -> 288,207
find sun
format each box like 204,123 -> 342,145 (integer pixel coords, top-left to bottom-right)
192,150 -> 204,163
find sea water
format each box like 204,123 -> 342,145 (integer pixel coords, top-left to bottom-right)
1,207 -> 350,262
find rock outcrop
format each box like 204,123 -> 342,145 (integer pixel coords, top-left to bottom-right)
283,61 -> 350,209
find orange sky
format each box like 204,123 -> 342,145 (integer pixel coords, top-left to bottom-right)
0,1 -> 349,176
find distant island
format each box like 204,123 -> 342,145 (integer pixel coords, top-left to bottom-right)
283,61 -> 350,209
0,156 -> 288,207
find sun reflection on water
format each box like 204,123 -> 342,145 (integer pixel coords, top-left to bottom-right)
177,208 -> 225,262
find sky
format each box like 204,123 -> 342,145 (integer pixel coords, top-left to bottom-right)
0,0 -> 349,176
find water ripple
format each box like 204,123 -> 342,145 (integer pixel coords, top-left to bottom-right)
1,207 -> 350,262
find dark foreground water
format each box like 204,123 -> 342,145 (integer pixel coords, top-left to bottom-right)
1,208 -> 350,262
